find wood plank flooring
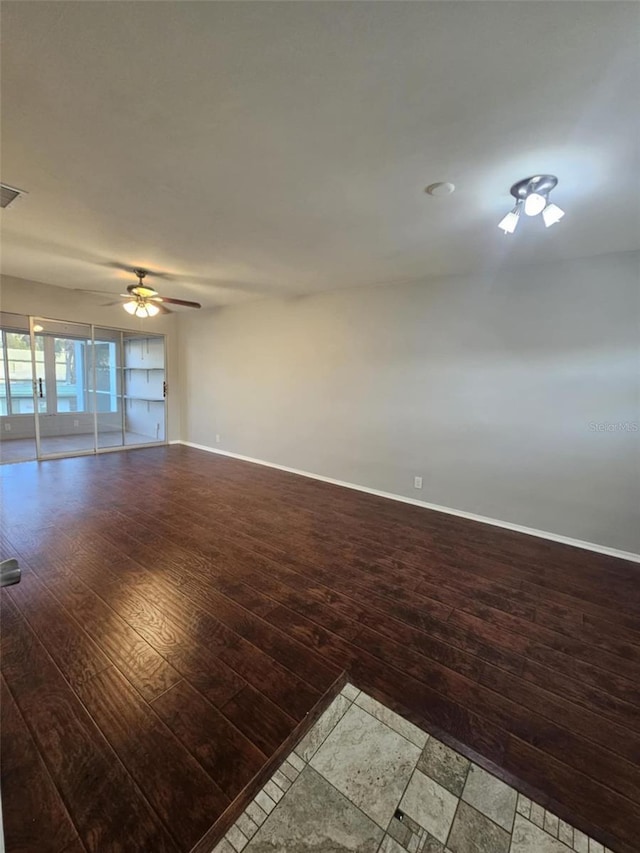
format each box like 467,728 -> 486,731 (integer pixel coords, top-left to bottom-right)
1,446 -> 639,853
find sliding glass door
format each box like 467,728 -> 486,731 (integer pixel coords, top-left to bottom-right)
0,314 -> 167,464
32,318 -> 96,459
0,313 -> 38,463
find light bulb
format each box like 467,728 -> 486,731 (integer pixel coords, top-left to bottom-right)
134,304 -> 150,318
542,203 -> 565,227
123,301 -> 137,315
498,205 -> 521,235
146,303 -> 160,317
524,192 -> 547,216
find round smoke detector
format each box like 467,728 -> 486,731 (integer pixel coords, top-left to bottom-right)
425,181 -> 455,197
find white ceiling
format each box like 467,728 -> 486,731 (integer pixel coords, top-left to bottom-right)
1,2 -> 639,308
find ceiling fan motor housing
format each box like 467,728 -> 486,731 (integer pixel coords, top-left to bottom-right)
128,283 -> 159,298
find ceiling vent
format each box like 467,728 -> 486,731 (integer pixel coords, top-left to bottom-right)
1,183 -> 27,209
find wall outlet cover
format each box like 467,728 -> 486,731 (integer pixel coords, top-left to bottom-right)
414,476 -> 423,489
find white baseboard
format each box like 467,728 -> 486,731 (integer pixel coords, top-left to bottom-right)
176,440 -> 640,564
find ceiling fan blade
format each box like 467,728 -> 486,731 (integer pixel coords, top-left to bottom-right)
104,261 -> 173,281
101,301 -> 124,307
75,288 -> 120,296
153,296 -> 202,308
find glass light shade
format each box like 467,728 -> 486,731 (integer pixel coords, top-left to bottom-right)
124,300 -> 159,318
498,206 -> 521,234
524,192 -> 547,216
542,203 -> 565,227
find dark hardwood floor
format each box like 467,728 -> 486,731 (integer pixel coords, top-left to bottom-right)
1,446 -> 639,853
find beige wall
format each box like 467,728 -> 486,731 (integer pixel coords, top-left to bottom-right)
0,274 -> 179,441
179,251 -> 640,553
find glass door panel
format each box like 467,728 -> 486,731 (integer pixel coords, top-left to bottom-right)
7,330 -> 42,414
93,328 -> 124,449
0,313 -> 37,463
33,318 -> 95,458
123,332 -> 166,445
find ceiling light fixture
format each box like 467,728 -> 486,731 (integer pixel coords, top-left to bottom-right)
123,299 -> 160,318
498,175 -> 564,234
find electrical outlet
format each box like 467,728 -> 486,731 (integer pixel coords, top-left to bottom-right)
4,422 -> 11,432
73,419 -> 79,428
215,434 -> 221,444
414,476 -> 423,489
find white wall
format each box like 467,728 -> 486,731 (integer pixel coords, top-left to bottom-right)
0,275 -> 179,441
179,251 -> 640,553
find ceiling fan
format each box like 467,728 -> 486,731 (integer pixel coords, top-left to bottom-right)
80,268 -> 202,318
119,269 -> 201,317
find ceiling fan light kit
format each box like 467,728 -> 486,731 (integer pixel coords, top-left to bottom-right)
123,300 -> 160,318
498,175 -> 565,235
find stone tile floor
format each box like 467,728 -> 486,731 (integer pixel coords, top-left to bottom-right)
212,683 -> 615,853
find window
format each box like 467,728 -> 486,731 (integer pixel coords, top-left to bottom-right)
0,329 -> 120,416
1,330 -> 46,415
54,337 -> 86,413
